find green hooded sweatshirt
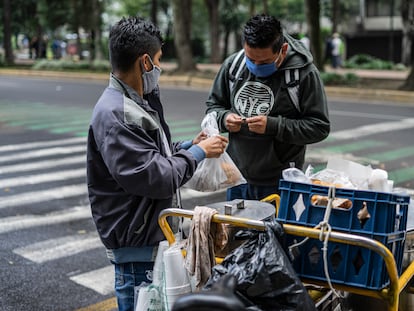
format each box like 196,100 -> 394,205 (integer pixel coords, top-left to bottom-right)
205,33 -> 330,186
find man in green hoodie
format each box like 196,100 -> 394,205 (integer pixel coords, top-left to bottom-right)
206,14 -> 330,201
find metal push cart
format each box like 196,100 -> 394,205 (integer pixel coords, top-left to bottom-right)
158,193 -> 414,311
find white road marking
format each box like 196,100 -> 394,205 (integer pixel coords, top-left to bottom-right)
13,233 -> 102,263
0,154 -> 85,174
69,265 -> 114,296
330,109 -> 405,120
0,137 -> 86,153
0,205 -> 91,234
0,145 -> 86,164
330,118 -> 414,140
0,168 -> 85,188
0,184 -> 88,209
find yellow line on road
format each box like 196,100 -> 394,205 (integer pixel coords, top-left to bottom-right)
75,297 -> 117,311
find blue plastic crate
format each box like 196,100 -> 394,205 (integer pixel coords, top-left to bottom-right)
284,231 -> 405,289
276,180 -> 411,289
277,180 -> 410,235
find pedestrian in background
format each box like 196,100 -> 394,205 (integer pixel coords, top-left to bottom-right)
205,14 -> 330,201
86,16 -> 228,311
331,32 -> 343,69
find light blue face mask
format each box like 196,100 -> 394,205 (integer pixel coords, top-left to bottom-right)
141,55 -> 161,94
245,50 -> 283,78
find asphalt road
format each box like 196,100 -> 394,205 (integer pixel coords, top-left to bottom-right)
0,75 -> 413,310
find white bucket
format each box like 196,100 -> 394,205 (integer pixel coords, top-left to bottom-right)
165,283 -> 191,310
163,247 -> 190,288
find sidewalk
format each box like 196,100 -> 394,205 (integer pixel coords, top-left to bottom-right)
161,62 -> 414,104
1,64 -> 413,104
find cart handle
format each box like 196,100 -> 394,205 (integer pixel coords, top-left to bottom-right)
158,208 -> 266,246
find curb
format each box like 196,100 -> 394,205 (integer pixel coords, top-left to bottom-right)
1,68 -> 413,104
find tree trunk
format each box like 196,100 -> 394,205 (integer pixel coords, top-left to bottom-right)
2,0 -> 14,65
331,0 -> 340,33
400,67 -> 414,91
249,0 -> 255,16
172,0 -> 196,72
400,0 -> 414,90
91,0 -> 104,61
262,0 -> 268,14
205,0 -> 221,63
151,0 -> 158,25
305,0 -> 324,71
400,0 -> 413,66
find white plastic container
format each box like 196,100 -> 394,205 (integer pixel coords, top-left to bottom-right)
163,246 -> 191,310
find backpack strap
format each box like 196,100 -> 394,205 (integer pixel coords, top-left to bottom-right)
229,49 -> 246,92
285,68 -> 300,112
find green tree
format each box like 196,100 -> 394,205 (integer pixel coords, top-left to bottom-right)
2,0 -> 13,65
400,0 -> 414,90
305,0 -> 323,71
401,0 -> 414,66
220,0 -> 247,59
172,0 -> 196,71
204,0 -> 221,63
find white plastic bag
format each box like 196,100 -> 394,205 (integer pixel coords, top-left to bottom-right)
134,282 -> 163,311
184,112 -> 246,192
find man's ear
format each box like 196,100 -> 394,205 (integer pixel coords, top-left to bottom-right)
141,54 -> 152,72
281,43 -> 288,56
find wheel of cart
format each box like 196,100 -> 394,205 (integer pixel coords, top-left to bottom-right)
158,186 -> 413,311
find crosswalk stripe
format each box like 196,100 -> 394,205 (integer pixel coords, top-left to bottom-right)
0,184 -> 88,209
70,265 -> 114,296
0,168 -> 85,188
321,139 -> 387,153
0,145 -> 86,164
13,233 -> 102,263
0,183 -> 219,210
329,109 -> 405,121
330,117 -> 414,140
0,205 -> 91,234
0,155 -> 85,174
365,146 -> 414,162
0,136 -> 86,153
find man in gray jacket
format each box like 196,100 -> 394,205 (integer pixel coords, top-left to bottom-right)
206,14 -> 330,201
87,16 -> 227,311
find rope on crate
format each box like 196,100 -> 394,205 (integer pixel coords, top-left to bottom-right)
288,186 -> 344,299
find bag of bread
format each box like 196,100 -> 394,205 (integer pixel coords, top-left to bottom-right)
184,112 -> 246,192
184,151 -> 246,192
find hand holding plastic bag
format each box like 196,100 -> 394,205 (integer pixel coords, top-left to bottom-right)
185,112 -> 246,192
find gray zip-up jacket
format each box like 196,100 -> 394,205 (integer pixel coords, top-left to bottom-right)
206,33 -> 330,186
87,75 -> 204,263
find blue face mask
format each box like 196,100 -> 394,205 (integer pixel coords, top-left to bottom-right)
245,50 -> 283,78
141,55 -> 161,95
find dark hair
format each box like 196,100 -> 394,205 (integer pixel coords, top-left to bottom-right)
242,14 -> 284,53
109,16 -> 164,72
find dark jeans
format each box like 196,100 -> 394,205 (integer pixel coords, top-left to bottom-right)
226,183 -> 279,201
114,261 -> 154,311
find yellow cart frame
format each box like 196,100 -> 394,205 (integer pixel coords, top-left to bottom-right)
158,203 -> 414,311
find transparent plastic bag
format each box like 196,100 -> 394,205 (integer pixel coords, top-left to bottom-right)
184,112 -> 246,192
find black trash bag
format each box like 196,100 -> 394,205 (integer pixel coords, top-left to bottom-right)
204,219 -> 316,311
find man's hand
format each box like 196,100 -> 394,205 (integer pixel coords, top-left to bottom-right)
192,131 -> 207,145
246,115 -> 267,134
225,113 -> 244,133
197,135 -> 228,158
